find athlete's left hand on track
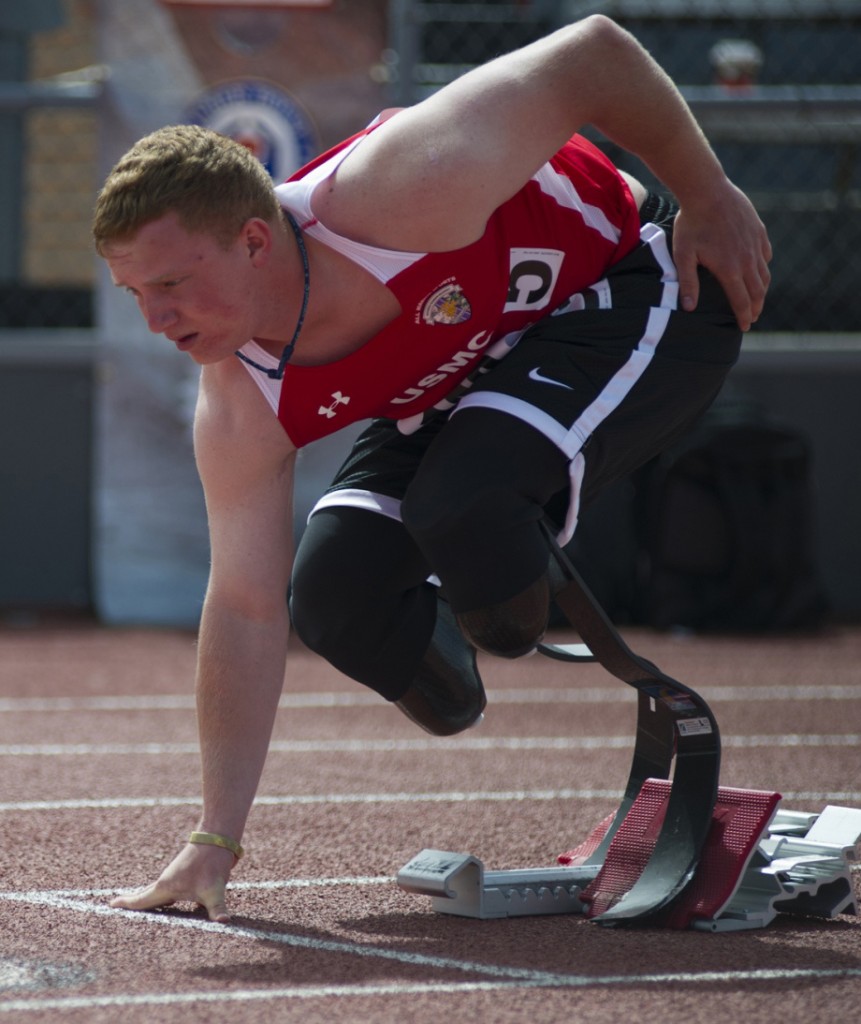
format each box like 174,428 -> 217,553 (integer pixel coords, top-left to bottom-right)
110,843 -> 236,923
672,180 -> 772,332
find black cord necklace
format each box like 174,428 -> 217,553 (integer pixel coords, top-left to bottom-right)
235,209 -> 310,380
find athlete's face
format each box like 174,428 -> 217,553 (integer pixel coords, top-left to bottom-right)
105,212 -> 263,364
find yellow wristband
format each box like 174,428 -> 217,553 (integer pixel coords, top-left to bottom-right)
188,830 -> 244,860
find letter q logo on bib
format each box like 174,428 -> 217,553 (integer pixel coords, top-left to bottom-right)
504,248 -> 565,314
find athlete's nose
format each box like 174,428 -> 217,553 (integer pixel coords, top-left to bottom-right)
140,295 -> 178,335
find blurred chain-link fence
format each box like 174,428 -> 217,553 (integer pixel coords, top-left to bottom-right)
2,0 -> 860,618
387,0 -> 861,332
3,0 -> 860,331
1,1 -> 98,328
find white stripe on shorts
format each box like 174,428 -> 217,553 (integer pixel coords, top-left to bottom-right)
309,487 -> 403,523
452,223 -> 678,545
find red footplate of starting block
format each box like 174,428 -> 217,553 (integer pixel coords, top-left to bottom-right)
560,780 -> 781,928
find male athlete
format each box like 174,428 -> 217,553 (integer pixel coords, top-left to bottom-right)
94,16 -> 771,921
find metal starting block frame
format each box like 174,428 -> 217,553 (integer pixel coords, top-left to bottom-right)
399,531 -> 861,931
397,802 -> 861,931
708,803 -> 861,932
398,852 -> 596,920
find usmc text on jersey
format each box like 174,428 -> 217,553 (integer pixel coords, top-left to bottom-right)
389,330 -> 492,405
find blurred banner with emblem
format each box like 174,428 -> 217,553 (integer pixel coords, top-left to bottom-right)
95,0 -> 386,624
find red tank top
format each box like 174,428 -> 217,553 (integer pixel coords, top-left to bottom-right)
236,127 -> 640,448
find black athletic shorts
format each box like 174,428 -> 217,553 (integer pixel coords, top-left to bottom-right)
308,193 -> 742,545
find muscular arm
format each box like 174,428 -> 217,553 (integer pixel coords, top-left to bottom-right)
112,361 -> 296,921
193,367 -> 295,844
322,14 -> 771,328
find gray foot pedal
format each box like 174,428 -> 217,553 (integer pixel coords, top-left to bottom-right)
397,849 -> 598,919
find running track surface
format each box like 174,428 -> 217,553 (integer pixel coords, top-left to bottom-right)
1,622 -> 859,1023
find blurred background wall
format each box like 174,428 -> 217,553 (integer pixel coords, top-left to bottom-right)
1,0 -> 859,626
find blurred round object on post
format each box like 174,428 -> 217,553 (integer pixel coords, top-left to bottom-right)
709,38 -> 763,90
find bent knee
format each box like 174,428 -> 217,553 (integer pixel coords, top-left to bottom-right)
456,574 -> 550,658
288,574 -> 348,657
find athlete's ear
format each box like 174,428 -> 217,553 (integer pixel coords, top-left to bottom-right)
242,217 -> 273,265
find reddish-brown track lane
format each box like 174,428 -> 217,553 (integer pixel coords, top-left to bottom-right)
1,623 -> 859,1023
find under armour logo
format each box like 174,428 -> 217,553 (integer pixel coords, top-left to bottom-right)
318,391 -> 351,418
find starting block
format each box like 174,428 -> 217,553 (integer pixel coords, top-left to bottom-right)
398,529 -> 861,930
397,787 -> 861,931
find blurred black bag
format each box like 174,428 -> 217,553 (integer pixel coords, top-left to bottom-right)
639,412 -> 829,632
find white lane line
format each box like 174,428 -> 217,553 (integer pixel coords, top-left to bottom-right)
2,788 -> 860,815
4,969 -> 861,1014
0,890 -> 859,1014
6,843 -> 860,904
0,878 -> 395,901
0,891 -> 607,986
1,684 -> 859,713
1,734 -> 860,757
0,788 -> 624,812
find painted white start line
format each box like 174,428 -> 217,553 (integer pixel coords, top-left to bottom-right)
1,880 -> 860,1013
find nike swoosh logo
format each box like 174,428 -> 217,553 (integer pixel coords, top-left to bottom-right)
528,367 -> 574,391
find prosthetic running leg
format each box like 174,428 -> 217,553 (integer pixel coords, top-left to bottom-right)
399,523 -> 722,925
538,524 -> 721,923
